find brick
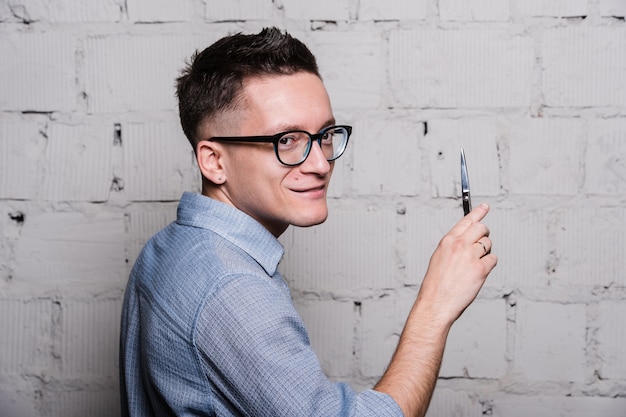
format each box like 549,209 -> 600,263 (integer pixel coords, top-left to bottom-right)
123,122 -> 199,201
293,299 -> 354,378
585,118 -> 626,195
41,123 -> 112,202
482,208 -> 549,289
360,290 -> 416,377
554,207 -> 625,287
514,300 -> 586,382
280,205 -> 398,295
388,29 -> 534,108
597,301 -> 626,379
13,211 -> 126,286
3,0 -> 123,22
426,118 -> 500,198
440,299 -> 507,378
440,0 -> 510,21
351,115 -> 423,196
516,0 -> 587,17
44,388 -> 121,417
310,30 -> 383,110
405,205 -> 459,286
0,121 -> 46,200
204,0 -> 275,20
60,298 -> 122,377
0,388 -> 37,417
0,33 -> 75,112
0,299 -> 52,376
541,27 -> 626,107
282,0 -> 351,21
492,395 -> 626,417
358,0 -> 428,21
600,0 -> 626,16
426,389 -> 485,417
508,118 -> 585,196
83,34 -> 216,113
126,207 -> 178,266
128,0 -> 192,22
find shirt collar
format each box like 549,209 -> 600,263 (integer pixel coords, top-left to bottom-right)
175,192 -> 284,276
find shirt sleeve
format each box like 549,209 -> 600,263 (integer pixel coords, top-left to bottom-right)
194,273 -> 403,417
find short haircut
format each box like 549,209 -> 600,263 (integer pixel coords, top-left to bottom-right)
176,27 -> 321,149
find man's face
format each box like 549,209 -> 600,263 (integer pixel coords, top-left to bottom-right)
203,72 -> 336,237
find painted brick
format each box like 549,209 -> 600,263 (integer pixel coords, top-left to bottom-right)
293,299 -> 354,378
585,118 -> 626,195
516,0 -> 588,17
600,0 -> 626,16
426,389 -> 485,417
388,29 -> 534,108
0,121 -> 46,200
282,0 -> 351,21
60,298 -> 121,377
0,299 -> 52,376
427,118 -> 500,198
126,207 -> 178,266
482,208 -> 549,289
541,27 -> 626,107
204,0 -> 276,20
44,389 -> 121,417
440,0 -> 510,22
360,290 -> 416,378
440,299 -> 507,378
123,122 -> 199,201
508,118 -> 585,196
514,300 -> 587,382
5,0 -> 123,22
83,34 -> 215,113
404,205 -> 459,287
13,211 -> 126,286
554,207 -> 625,287
310,30 -> 383,110
351,116 -> 423,196
41,123 -> 112,202
127,0 -> 192,22
596,301 -> 626,379
492,395 -> 626,417
280,204 -> 398,294
0,388 -> 37,417
0,33 -> 75,112
358,0 -> 428,21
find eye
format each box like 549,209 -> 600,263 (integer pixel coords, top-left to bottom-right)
278,134 -> 297,148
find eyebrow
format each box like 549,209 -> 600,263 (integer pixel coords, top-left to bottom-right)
266,118 -> 337,135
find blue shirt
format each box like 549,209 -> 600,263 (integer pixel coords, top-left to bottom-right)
120,192 -> 402,416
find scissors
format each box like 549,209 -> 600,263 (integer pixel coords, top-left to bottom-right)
460,148 -> 472,216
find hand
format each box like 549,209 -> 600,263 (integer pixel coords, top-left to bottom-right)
416,203 -> 498,329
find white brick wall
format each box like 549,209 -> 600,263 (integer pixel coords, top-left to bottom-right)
1,1 -> 624,416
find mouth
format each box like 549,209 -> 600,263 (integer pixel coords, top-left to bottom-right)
290,184 -> 327,197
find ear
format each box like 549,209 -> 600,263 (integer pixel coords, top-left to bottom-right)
196,140 -> 226,185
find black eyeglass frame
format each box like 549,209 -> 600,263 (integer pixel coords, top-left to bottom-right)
208,125 -> 352,167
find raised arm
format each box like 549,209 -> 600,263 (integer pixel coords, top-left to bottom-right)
374,203 -> 498,417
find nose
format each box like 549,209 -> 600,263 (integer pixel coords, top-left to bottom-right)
299,140 -> 331,174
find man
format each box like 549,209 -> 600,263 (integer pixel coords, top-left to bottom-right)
120,27 -> 497,417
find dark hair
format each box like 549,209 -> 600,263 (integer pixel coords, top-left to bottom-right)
176,27 -> 320,148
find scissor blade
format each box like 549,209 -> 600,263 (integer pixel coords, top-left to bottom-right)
461,148 -> 471,215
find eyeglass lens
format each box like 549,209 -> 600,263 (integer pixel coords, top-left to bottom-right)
277,126 -> 349,165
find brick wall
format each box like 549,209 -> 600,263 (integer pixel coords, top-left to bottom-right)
1,1 -> 625,416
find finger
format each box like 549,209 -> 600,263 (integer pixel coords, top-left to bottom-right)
475,238 -> 492,258
463,221 -> 489,243
450,203 -> 490,236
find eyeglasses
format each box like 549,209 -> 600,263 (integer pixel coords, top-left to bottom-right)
208,125 -> 352,167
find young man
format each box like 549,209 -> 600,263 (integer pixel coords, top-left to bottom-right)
120,27 -> 497,417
